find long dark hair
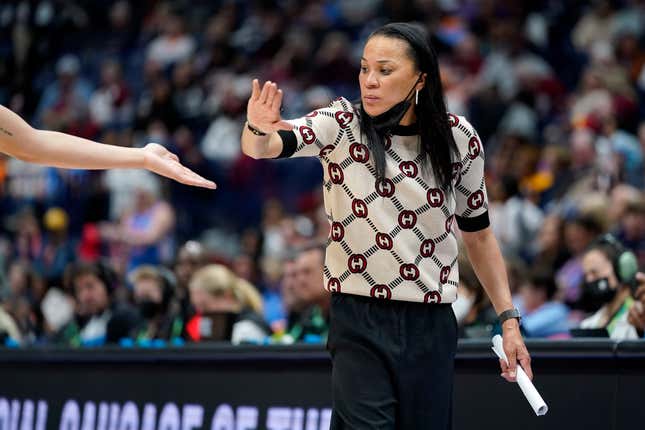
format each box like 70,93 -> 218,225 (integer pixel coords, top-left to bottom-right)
359,22 -> 459,190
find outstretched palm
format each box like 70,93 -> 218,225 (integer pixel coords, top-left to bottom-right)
142,143 -> 216,189
246,79 -> 293,133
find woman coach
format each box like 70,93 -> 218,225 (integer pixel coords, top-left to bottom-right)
241,22 -> 531,429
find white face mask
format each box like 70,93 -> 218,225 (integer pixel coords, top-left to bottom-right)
452,292 -> 475,325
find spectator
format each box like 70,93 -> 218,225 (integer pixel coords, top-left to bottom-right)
453,254 -> 496,339
489,176 -> 544,259
556,213 -> 605,307
171,60 -> 205,126
135,79 -> 181,132
173,240 -> 208,320
577,235 -> 639,339
518,267 -> 570,338
279,255 -> 305,335
32,207 -> 75,287
101,172 -> 176,273
614,199 -> 645,267
54,261 -> 139,346
531,214 -> 570,274
146,13 -> 195,68
627,272 -> 645,336
186,264 -> 269,344
89,59 -> 134,129
36,54 -> 94,135
129,265 -> 183,341
288,243 -> 329,343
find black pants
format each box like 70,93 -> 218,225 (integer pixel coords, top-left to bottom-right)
327,293 -> 458,430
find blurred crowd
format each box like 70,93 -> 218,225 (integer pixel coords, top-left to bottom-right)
1,0 -> 645,346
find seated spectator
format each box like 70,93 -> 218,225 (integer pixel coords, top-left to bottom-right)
53,261 -> 139,346
146,13 -> 195,68
518,267 -> 570,338
556,213 -> 605,307
32,207 -> 75,288
627,273 -> 645,337
278,255 -> 305,334
577,235 -> 639,339
100,173 -> 176,273
287,243 -> 329,343
614,198 -> 645,267
3,260 -> 46,343
453,255 -> 496,339
129,265 -> 183,342
88,59 -> 133,129
173,240 -> 208,320
36,54 -> 93,131
186,264 -> 269,344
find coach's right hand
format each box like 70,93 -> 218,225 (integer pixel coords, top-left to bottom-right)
246,79 -> 293,134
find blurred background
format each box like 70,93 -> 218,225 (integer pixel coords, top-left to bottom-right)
0,0 -> 644,348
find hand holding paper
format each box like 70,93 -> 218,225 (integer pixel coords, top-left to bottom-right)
492,335 -> 548,416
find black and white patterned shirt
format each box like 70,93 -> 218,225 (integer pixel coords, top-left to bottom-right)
277,97 -> 489,304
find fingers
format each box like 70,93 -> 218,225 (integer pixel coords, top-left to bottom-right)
266,83 -> 278,107
499,353 -> 532,382
505,345 -> 517,379
179,166 -> 216,189
259,81 -> 271,104
251,79 -> 261,101
255,80 -> 282,107
499,359 -> 516,383
271,88 -> 283,112
499,358 -> 509,374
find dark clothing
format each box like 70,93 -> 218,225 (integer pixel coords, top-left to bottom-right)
327,293 -> 458,430
289,304 -> 329,342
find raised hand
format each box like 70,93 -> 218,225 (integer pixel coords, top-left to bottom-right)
142,143 -> 216,189
246,79 -> 293,134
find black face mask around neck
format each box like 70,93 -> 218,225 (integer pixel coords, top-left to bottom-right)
363,75 -> 421,135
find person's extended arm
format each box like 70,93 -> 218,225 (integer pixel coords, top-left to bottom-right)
241,79 -> 293,159
461,226 -> 533,381
0,105 -> 215,189
121,202 -> 175,246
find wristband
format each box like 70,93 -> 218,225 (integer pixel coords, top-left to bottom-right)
246,121 -> 267,136
498,308 -> 522,325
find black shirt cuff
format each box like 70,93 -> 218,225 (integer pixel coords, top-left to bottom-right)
275,130 -> 297,158
456,211 -> 490,232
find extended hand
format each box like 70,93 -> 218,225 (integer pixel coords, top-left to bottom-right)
499,320 -> 533,382
142,143 -> 216,189
246,79 -> 293,134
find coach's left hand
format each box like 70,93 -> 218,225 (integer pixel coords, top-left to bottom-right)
499,319 -> 533,382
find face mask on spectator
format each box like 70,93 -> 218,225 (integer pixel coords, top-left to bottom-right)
138,300 -> 163,319
580,277 -> 616,311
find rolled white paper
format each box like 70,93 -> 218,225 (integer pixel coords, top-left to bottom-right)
492,335 -> 548,416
